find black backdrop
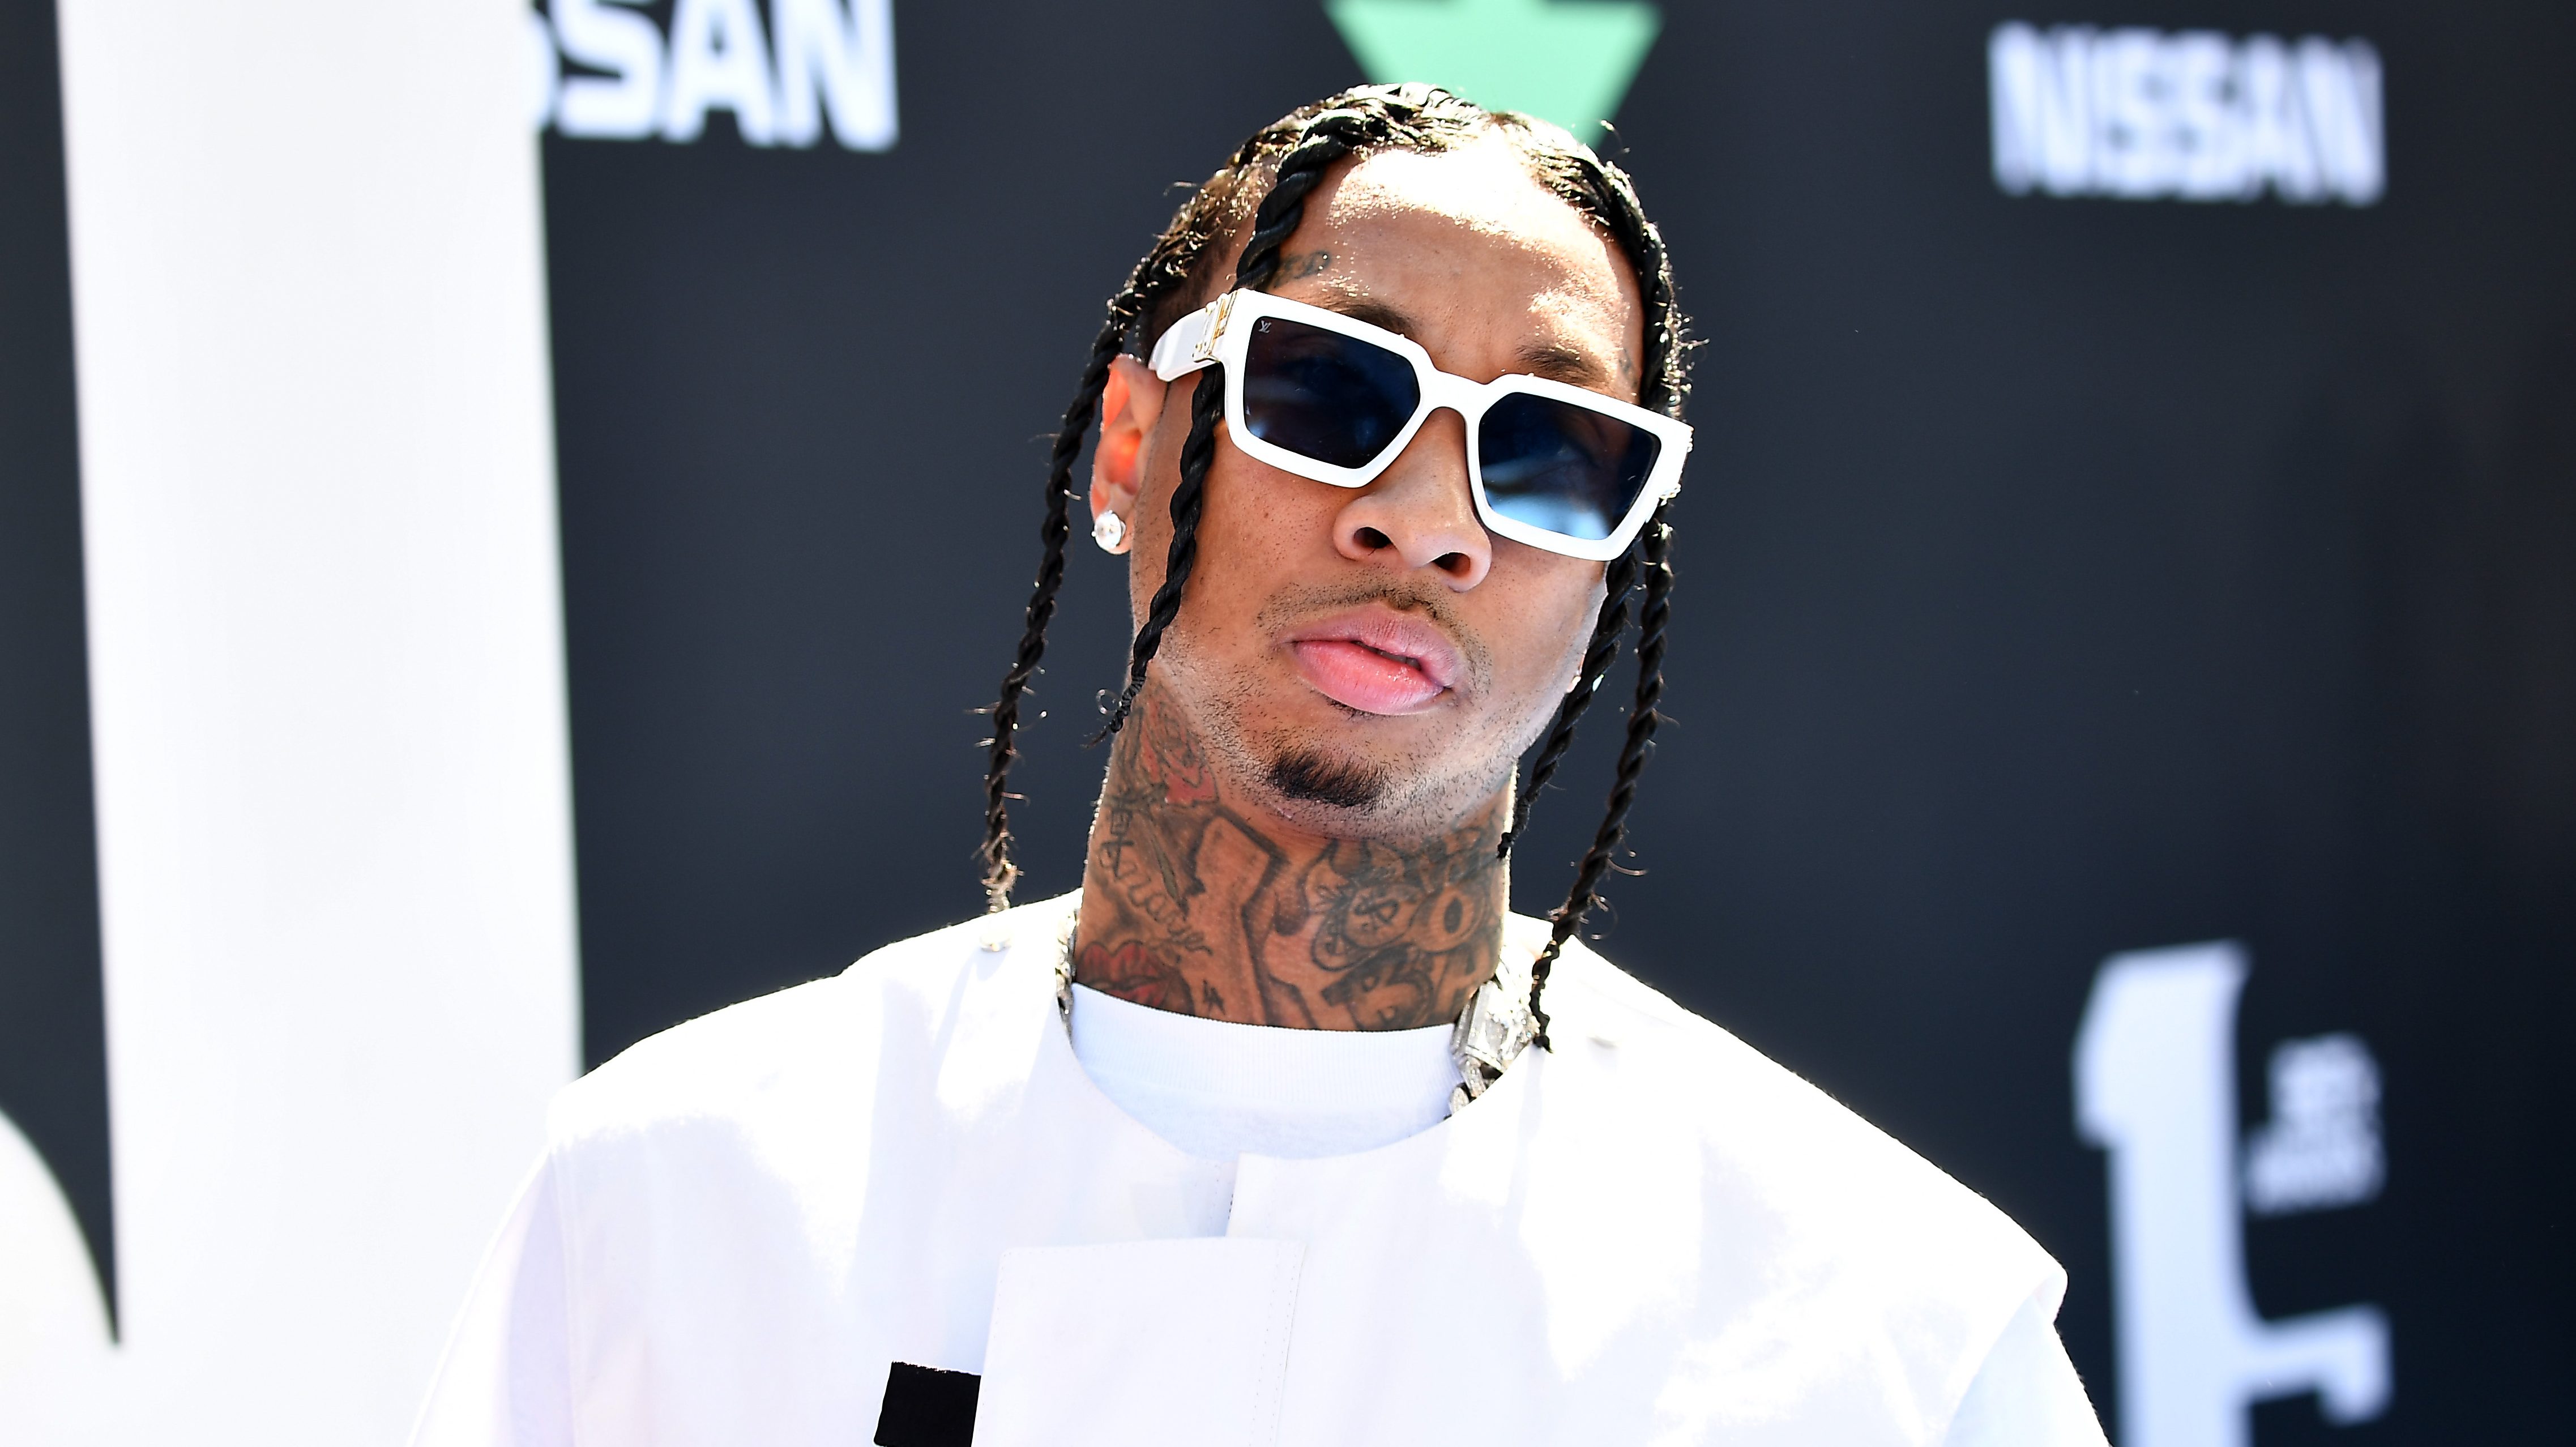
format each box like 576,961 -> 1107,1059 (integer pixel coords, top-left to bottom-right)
534,1 -> 2576,1439
0,0 -> 113,1325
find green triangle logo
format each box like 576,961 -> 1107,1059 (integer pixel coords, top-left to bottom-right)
1325,0 -> 1663,136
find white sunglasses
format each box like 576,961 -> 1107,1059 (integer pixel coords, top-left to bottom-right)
1148,289 -> 1690,562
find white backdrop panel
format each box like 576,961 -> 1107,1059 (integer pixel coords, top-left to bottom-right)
0,1 -> 579,1441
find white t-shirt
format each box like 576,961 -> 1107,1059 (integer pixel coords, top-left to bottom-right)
411,895 -> 2107,1447
1068,981 -> 1461,1159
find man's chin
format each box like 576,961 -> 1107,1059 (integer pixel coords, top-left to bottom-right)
1184,669 -> 1510,838
1244,734 -> 1511,844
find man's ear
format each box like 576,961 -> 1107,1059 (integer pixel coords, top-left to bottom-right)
1091,355 -> 1166,528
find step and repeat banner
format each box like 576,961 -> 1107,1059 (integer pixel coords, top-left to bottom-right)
5,1 -> 2571,1442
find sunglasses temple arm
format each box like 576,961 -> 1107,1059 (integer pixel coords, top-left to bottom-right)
1147,301 -> 1224,382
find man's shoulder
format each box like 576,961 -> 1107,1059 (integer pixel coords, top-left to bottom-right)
1537,927 -> 1953,1176
1537,929 -> 2065,1314
545,900 -> 1061,1150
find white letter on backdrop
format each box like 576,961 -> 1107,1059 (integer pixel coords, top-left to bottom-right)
663,0 -> 779,144
2245,1035 -> 2386,1215
2299,39 -> 2385,204
553,0 -> 664,140
2167,31 -> 2242,200
2090,28 -> 2173,198
1988,24 -> 2045,194
527,10 -> 561,133
774,0 -> 899,150
1989,24 -> 2095,197
2235,36 -> 2323,202
0,1111 -> 111,1359
2074,942 -> 2391,1447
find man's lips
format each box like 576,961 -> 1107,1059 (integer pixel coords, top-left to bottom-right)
1285,611 -> 1464,716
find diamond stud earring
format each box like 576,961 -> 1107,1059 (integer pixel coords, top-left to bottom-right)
1092,511 -> 1129,554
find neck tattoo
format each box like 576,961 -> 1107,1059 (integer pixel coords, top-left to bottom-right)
1073,688 -> 1508,1031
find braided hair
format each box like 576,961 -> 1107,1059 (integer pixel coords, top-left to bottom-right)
980,84 -> 1691,1047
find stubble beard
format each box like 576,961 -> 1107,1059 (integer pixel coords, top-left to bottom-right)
1264,747 -> 1391,812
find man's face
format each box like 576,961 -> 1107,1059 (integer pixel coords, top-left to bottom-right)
1092,136 -> 1647,840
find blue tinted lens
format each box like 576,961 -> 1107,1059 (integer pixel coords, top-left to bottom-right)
1476,392 -> 1660,543
1241,317 -> 1420,470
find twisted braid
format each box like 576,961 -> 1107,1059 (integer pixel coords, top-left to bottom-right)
1480,132 -> 1689,1044
1499,550 -> 1638,859
1527,506 -> 1674,1047
980,315 -> 1129,910
1091,370 -> 1221,743
1552,150 -> 1685,419
1095,112 -> 1381,741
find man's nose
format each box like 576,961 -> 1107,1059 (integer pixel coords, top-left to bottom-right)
1327,408 -> 1492,588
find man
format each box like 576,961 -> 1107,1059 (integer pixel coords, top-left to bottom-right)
414,87 -> 2107,1446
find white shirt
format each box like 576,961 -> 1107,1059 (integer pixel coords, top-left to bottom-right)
412,894 -> 2106,1446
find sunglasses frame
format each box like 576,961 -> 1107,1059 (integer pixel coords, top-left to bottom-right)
1147,289 -> 1690,562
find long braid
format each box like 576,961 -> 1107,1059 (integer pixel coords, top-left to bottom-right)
980,315 -> 1130,910
1488,136 -> 1687,867
1094,111 -> 1382,741
1527,505 -> 1674,1047
1499,550 -> 1638,859
1091,369 -> 1221,743
1498,141 -> 1688,1043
